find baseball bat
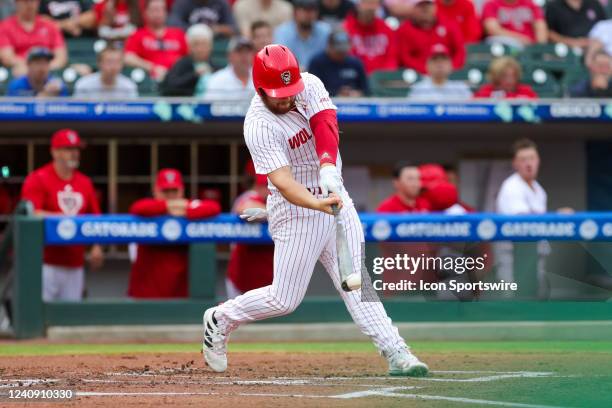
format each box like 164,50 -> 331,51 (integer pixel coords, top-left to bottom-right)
331,204 -> 361,292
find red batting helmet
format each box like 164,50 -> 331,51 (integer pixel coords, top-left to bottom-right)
253,44 -> 304,98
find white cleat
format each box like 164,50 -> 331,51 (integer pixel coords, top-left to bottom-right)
202,307 -> 228,372
387,349 -> 429,377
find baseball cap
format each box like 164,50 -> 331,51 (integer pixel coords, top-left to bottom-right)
156,169 -> 184,190
419,163 -> 448,190
51,129 -> 84,149
294,0 -> 318,9
428,43 -> 450,59
228,37 -> 254,53
421,181 -> 458,211
329,30 -> 351,53
27,47 -> 54,63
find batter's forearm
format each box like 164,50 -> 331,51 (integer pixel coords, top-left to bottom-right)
277,181 -> 321,211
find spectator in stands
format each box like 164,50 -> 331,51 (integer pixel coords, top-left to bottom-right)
546,0 -> 606,48
308,29 -> 370,97
474,56 -> 537,98
196,37 -> 254,100
408,43 -> 472,100
21,129 -> 104,301
436,0 -> 482,43
319,0 -> 356,25
0,1 -> 15,20
128,169 -> 221,298
378,161 -> 431,212
233,0 -> 293,37
7,47 -> 69,97
274,0 -> 331,70
587,19 -> 612,64
377,161 -> 433,296
39,0 -> 96,37
344,0 -> 398,74
250,20 -> 273,52
124,0 -> 188,81
73,45 -> 138,99
482,0 -> 548,47
397,0 -> 466,74
0,0 -> 67,77
94,0 -> 140,41
495,138 -> 549,297
169,0 -> 236,36
226,161 -> 274,298
570,49 -> 612,97
161,24 -> 213,96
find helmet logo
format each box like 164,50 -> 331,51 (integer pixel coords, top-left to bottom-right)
281,71 -> 291,85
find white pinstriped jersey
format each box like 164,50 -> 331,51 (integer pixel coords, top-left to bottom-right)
244,72 -> 342,193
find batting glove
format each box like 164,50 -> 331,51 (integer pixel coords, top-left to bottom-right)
319,165 -> 349,203
239,208 -> 268,222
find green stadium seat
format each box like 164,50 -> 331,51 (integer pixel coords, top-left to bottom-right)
369,69 -> 420,97
0,66 -> 11,95
519,43 -> 581,74
66,37 -> 99,67
449,67 -> 486,90
124,68 -> 158,96
211,37 -> 230,70
560,66 -> 590,97
466,43 -> 517,70
523,67 -> 562,98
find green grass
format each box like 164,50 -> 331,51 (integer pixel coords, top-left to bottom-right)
0,340 -> 611,356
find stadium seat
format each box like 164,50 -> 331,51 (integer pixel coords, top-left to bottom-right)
466,43 -> 517,70
124,68 -> 158,96
66,37 -> 99,68
523,67 -> 562,98
449,67 -> 486,90
211,37 -> 230,70
59,67 -> 82,94
560,66 -> 590,97
519,43 -> 581,74
0,67 -> 11,95
369,69 -> 420,97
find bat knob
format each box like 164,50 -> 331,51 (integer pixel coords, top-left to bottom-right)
341,273 -> 362,292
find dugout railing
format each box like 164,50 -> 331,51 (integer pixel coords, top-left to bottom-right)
9,212 -> 612,339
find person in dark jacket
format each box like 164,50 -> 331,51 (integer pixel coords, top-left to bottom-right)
160,23 -> 214,96
308,29 -> 369,97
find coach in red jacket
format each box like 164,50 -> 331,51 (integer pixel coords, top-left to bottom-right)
128,168 -> 221,298
396,0 -> 465,74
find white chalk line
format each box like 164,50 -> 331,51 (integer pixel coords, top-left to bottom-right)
73,388 -> 569,408
0,371 -> 573,408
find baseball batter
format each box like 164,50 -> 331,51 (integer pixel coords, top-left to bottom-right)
203,44 -> 428,377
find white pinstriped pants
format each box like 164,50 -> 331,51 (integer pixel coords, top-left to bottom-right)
216,192 -> 407,355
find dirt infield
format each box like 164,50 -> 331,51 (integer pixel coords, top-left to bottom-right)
1,348 -> 611,407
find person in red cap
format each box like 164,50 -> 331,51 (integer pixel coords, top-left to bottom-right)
202,44 -> 429,377
408,43 -> 473,100
128,168 -> 221,298
21,129 -> 104,302
225,160 -> 274,298
343,0 -> 399,74
396,0 -> 466,74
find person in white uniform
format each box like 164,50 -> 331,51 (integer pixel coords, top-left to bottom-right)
495,138 -> 549,297
202,44 -> 428,377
